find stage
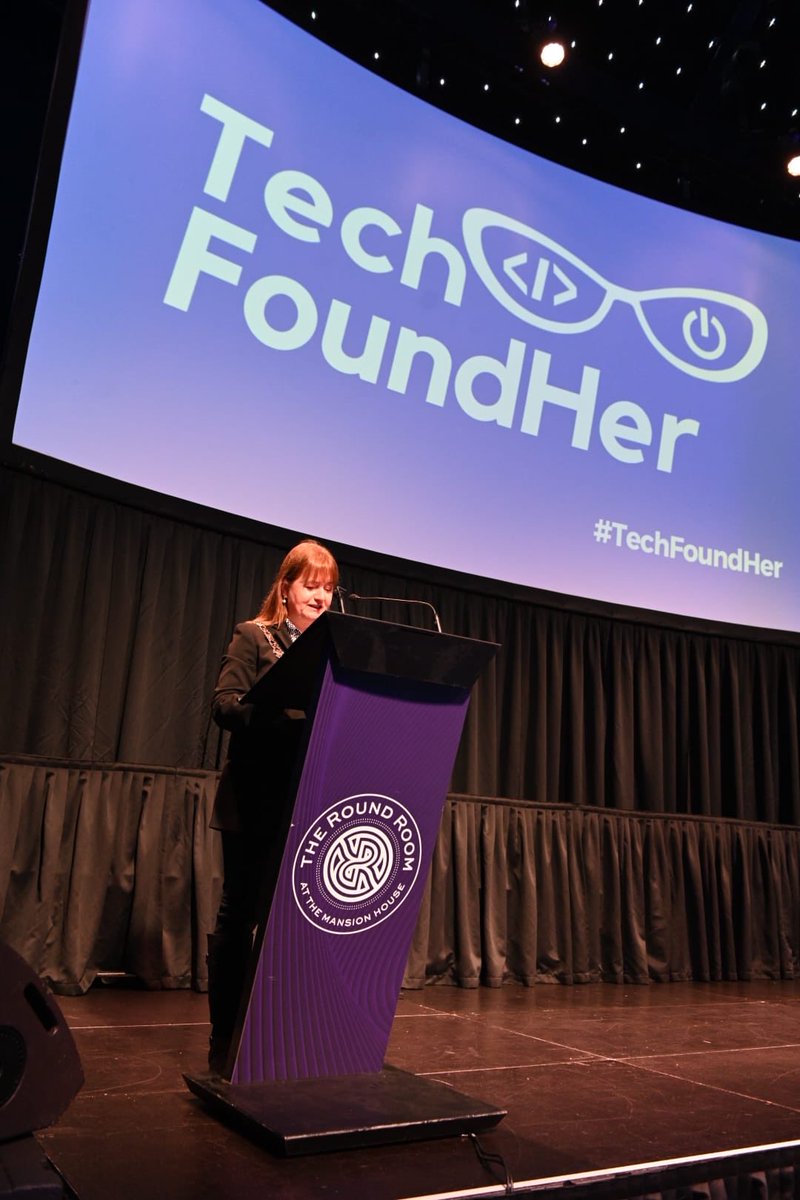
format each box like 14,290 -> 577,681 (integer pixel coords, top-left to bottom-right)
32,979 -> 800,1199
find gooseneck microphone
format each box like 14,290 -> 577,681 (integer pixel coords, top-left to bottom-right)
345,592 -> 443,633
334,584 -> 348,614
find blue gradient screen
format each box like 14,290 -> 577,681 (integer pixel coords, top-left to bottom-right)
11,0 -> 800,630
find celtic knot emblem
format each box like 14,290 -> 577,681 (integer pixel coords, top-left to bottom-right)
322,826 -> 394,902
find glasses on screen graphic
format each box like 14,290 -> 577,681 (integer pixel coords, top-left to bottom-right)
462,208 -> 768,383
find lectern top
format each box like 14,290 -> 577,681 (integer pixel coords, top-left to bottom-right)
244,611 -> 498,710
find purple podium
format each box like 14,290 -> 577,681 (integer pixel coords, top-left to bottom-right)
186,612 -> 504,1154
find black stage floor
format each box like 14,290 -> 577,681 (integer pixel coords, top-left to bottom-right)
36,979 -> 800,1199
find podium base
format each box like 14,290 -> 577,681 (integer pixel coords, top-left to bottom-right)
184,1065 -> 505,1157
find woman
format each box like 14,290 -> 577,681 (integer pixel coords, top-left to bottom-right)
206,539 -> 339,1074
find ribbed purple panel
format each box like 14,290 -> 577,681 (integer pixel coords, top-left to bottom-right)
231,661 -> 469,1083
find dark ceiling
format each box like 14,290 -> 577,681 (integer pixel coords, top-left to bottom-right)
270,0 -> 800,240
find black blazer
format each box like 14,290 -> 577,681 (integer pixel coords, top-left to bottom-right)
210,620 -> 303,834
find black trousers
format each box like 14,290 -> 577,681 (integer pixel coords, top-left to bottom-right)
207,829 -> 271,1056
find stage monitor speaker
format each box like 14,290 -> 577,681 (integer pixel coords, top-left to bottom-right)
0,943 -> 83,1142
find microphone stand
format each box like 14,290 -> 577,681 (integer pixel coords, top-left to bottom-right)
346,593 -> 442,633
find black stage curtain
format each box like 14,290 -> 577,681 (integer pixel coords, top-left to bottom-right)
2,465 -> 800,824
2,465 -> 800,991
0,757 -> 222,994
2,758 -> 798,994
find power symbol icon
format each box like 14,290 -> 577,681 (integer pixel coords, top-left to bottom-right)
683,306 -> 727,360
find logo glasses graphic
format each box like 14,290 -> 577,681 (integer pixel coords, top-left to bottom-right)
462,208 -> 768,383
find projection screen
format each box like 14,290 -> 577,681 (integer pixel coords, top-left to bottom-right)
6,0 -> 800,632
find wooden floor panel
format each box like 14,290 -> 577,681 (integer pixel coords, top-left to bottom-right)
33,980 -> 800,1199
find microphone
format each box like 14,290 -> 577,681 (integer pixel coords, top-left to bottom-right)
346,592 -> 443,633
334,585 -> 348,613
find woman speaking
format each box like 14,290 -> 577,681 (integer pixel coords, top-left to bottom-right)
206,539 -> 339,1074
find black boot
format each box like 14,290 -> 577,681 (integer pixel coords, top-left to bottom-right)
206,931 -> 252,1076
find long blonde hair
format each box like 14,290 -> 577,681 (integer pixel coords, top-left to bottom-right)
256,540 -> 339,625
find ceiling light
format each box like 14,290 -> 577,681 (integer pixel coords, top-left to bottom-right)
540,41 -> 566,68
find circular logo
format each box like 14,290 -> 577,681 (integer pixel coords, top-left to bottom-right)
291,794 -> 422,936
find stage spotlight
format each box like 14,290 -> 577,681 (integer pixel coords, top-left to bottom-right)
540,41 -> 566,68
787,154 -> 800,177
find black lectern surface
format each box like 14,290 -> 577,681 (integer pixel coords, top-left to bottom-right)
244,611 -> 498,706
